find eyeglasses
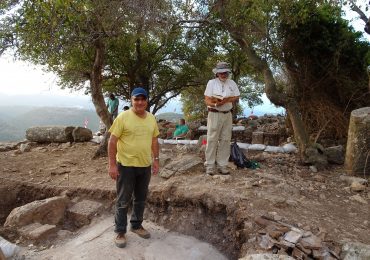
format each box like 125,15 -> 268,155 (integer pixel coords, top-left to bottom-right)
133,97 -> 147,102
218,72 -> 229,75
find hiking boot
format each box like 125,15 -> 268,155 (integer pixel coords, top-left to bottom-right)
130,226 -> 150,239
115,233 -> 127,248
218,167 -> 230,175
205,167 -> 215,175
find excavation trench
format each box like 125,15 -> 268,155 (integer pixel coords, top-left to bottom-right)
0,179 -> 245,259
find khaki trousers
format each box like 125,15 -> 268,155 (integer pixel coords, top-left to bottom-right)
205,111 -> 232,168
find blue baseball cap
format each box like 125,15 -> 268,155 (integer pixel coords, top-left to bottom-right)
131,87 -> 148,98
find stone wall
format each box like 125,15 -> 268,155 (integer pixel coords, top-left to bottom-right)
158,115 -> 288,145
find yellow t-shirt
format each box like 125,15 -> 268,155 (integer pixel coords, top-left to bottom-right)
109,109 -> 159,167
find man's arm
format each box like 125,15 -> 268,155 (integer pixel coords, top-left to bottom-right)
205,96 -> 220,108
151,137 -> 159,175
108,134 -> 119,180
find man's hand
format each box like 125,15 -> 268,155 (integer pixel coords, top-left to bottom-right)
152,160 -> 159,176
108,134 -> 119,180
108,163 -> 119,180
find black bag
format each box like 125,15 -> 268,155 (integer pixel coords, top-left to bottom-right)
230,141 -> 253,168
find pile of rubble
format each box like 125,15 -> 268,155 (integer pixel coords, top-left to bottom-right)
252,215 -> 340,259
1,193 -> 106,259
157,115 -> 288,145
242,214 -> 370,260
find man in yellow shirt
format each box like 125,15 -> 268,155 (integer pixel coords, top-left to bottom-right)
108,87 -> 160,248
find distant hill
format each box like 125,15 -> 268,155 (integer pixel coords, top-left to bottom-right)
156,112 -> 183,122
0,106 -> 100,142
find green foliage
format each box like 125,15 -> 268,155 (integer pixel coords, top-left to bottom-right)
276,2 -> 370,139
1,0 -> 265,120
280,2 -> 370,109
179,24 -> 264,120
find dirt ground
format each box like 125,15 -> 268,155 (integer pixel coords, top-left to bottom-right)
0,141 -> 369,259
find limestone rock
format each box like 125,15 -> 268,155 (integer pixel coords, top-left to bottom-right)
159,155 -> 202,179
0,142 -> 22,152
324,145 -> 345,164
72,127 -> 93,142
252,132 -> 264,144
18,223 -> 57,241
350,182 -> 366,192
4,196 -> 68,227
339,176 -> 368,185
57,229 -> 73,239
67,200 -> 103,227
20,143 -> 31,153
299,233 -> 322,250
26,126 -> 75,143
345,107 -> 370,175
284,230 -> 303,244
341,242 -> 370,260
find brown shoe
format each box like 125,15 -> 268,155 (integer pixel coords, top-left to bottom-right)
115,233 -> 127,248
205,167 -> 215,175
130,226 -> 150,239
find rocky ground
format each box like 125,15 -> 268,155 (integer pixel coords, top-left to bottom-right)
0,141 -> 369,259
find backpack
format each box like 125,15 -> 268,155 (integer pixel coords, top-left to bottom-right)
230,142 -> 259,169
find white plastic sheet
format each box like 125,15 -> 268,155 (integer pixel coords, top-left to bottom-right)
232,126 -> 245,131
265,146 -> 285,153
282,143 -> 298,153
0,236 -> 20,258
236,142 -> 250,150
248,144 -> 266,151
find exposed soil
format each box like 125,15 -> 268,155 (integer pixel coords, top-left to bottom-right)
0,142 -> 369,259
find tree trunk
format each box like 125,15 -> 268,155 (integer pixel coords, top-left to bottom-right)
344,107 -> 370,176
216,5 -> 315,162
228,31 -> 309,155
89,39 -> 112,158
285,102 -> 309,155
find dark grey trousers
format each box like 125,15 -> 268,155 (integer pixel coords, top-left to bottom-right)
114,164 -> 151,234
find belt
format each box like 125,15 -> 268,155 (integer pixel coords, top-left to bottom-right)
208,108 -> 232,114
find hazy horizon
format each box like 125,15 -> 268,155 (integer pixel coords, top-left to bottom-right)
0,92 -> 284,116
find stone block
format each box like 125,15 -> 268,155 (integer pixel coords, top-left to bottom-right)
324,145 -> 345,164
67,200 -> 103,227
341,242 -> 370,260
26,126 -> 75,143
283,230 -> 303,244
19,223 -> 57,241
263,133 -> 280,146
72,127 -> 93,142
345,107 -> 370,175
252,131 -> 264,144
5,196 -> 68,228
159,155 -> 202,179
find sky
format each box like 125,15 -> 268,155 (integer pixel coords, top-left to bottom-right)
0,5 -> 368,114
0,53 -> 84,96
